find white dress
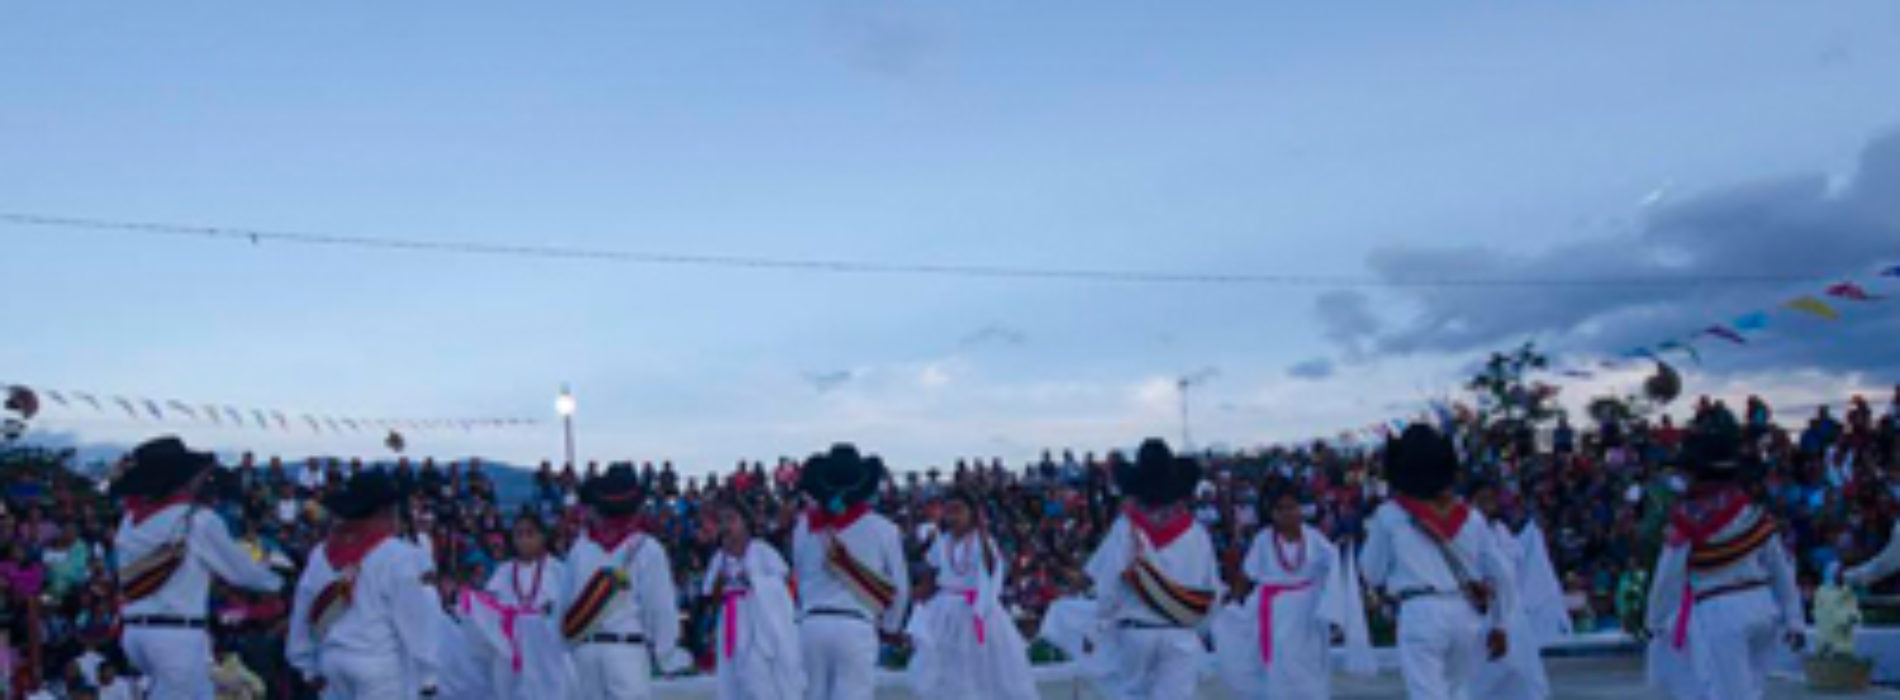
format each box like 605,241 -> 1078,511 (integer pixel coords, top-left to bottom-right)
479,557 -> 576,700
702,542 -> 806,700
1471,519 -> 1551,700
1212,525 -> 1354,699
905,531 -> 1038,700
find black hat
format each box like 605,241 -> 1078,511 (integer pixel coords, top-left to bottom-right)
1117,438 -> 1201,507
109,436 -> 217,499
1385,424 -> 1460,499
322,469 -> 402,520
799,443 -> 886,509
1682,422 -> 1745,480
581,464 -> 645,516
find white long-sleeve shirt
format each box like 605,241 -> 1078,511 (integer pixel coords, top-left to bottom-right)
287,539 -> 440,688
485,557 -> 568,614
1243,525 -> 1342,626
1359,500 -> 1515,626
1647,522 -> 1805,636
791,512 -> 912,633
563,532 -> 680,656
115,505 -> 282,618
1084,514 -> 1221,629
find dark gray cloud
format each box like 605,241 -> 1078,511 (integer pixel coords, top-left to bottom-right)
1287,358 -> 1335,380
959,323 -> 1028,349
822,2 -> 939,79
802,370 -> 856,393
1322,128 -> 1900,375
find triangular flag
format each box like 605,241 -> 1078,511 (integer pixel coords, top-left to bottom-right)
1733,312 -> 1770,332
165,401 -> 197,420
1826,282 -> 1881,301
204,404 -> 222,425
1621,347 -> 1658,361
143,399 -> 165,421
252,409 -> 270,429
74,393 -> 102,411
113,396 -> 137,418
1785,295 -> 1842,320
304,415 -> 322,433
324,417 -> 342,432
1883,264 -> 1900,278
45,390 -> 68,407
273,411 -> 289,429
1702,325 -> 1748,345
225,406 -> 245,427
1658,340 -> 1701,366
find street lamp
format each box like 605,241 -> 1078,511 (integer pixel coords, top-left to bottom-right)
1177,367 -> 1218,452
555,384 -> 577,467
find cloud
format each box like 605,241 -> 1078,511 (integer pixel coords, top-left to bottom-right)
821,2 -> 940,79
1287,358 -> 1335,380
959,323 -> 1028,349
802,370 -> 856,393
1321,127 -> 1900,376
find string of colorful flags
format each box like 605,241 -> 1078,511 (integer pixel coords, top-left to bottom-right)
1546,264 -> 1900,379
2,382 -> 536,434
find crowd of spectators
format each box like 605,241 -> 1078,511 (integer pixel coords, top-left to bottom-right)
1,386 -> 1898,698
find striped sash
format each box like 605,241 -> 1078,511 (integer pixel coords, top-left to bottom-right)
120,509 -> 195,603
1121,555 -> 1214,627
1688,508 -> 1777,573
307,570 -> 357,642
824,536 -> 896,616
561,538 -> 641,641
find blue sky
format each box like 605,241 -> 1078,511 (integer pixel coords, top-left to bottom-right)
4,1 -> 1898,470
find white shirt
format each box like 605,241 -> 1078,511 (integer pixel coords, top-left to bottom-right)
286,539 -> 440,688
1646,510 -> 1803,636
275,499 -> 299,525
1847,521 -> 1900,586
485,557 -> 568,614
1359,501 -> 1515,626
563,532 -> 680,655
1084,514 -> 1221,628
115,505 -> 282,618
99,679 -> 136,700
791,512 -> 912,633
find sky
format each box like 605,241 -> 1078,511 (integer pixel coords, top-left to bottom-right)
3,1 -> 1898,472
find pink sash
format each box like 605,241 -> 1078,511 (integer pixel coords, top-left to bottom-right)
1257,580 -> 1313,665
460,589 -> 531,672
722,589 -> 748,659
948,588 -> 987,645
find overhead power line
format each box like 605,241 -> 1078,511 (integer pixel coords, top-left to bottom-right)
0,211 -> 1818,289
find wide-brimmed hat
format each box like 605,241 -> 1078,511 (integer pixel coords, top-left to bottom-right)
1682,422 -> 1746,480
1117,438 -> 1201,507
1385,424 -> 1460,499
322,469 -> 403,520
109,436 -> 217,499
581,464 -> 645,516
799,443 -> 886,508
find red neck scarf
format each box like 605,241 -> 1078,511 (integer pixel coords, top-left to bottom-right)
1125,503 -> 1194,549
126,492 -> 194,526
1395,495 -> 1470,542
1669,485 -> 1749,546
807,503 -> 870,531
324,518 -> 396,571
589,515 -> 643,552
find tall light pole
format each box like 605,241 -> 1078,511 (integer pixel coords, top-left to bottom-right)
1177,367 -> 1218,452
555,384 -> 577,467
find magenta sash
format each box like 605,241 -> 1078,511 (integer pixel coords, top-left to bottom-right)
722,589 -> 748,659
1257,580 -> 1314,665
460,589 -> 531,672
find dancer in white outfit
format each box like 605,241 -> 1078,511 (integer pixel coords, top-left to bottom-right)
1213,486 -> 1365,699
704,498 -> 805,700
112,437 -> 284,700
906,489 -> 1038,700
287,469 -> 441,699
478,512 -> 574,700
792,445 -> 911,700
1082,439 -> 1222,700
560,464 -> 685,700
1467,480 -> 1550,700
1645,425 -> 1805,700
1361,425 -> 1514,700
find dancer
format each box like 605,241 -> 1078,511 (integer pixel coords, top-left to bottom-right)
1213,486 -> 1364,699
906,489 -> 1038,700
112,437 -> 284,700
1645,426 -> 1804,700
1082,438 -> 1222,700
1466,480 -> 1550,700
1361,425 -> 1514,700
792,444 -> 911,700
287,469 -> 441,698
478,512 -> 574,699
704,497 -> 805,700
560,464 -> 683,700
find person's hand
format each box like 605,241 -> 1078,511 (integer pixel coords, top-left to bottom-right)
1486,629 -> 1509,660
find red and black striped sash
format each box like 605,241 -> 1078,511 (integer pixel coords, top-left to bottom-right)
307,572 -> 356,641
561,567 -> 626,640
120,543 -> 187,602
1690,513 -> 1778,572
824,537 -> 895,615
1122,556 -> 1214,627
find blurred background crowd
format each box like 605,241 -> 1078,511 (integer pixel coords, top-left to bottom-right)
3,379 -> 1899,698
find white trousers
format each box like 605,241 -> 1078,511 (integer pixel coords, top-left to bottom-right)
573,643 -> 652,700
799,616 -> 877,700
716,648 -> 794,700
320,651 -> 406,700
1106,626 -> 1201,700
122,627 -> 212,700
1653,588 -> 1779,700
1397,598 -> 1484,700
